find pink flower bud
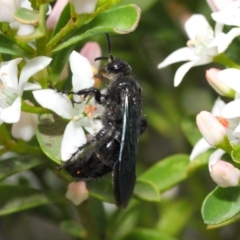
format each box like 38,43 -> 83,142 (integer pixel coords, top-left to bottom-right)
196,111 -> 228,146
65,182 -> 89,205
210,160 -> 240,187
46,0 -> 68,29
206,0 -> 236,12
80,42 -> 102,69
206,68 -> 235,97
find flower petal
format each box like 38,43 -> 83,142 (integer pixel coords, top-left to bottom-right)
46,0 -> 68,29
17,24 -> 34,36
65,182 -> 89,205
211,97 -> 226,115
61,121 -> 87,161
11,111 -> 38,141
24,82 -> 42,91
69,0 -> 98,14
18,57 -> 52,95
83,119 -> 103,136
0,96 -> 21,123
218,28 -> 240,53
211,2 -> 240,26
33,89 -> 73,119
184,14 -> 210,40
70,51 -> 94,92
222,99 -> 240,118
80,42 -> 102,69
0,58 -> 22,90
158,47 -> 197,69
218,68 -> 240,92
209,149 -> 225,171
0,0 -> 21,23
190,138 -> 212,161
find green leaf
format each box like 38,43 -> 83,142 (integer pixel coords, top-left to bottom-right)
181,116 -> 201,146
60,220 -> 85,238
231,142 -> 240,163
36,114 -> 66,165
122,228 -> 178,240
0,33 -> 29,56
53,4 -> 141,52
0,154 -> 44,181
157,199 -> 194,235
87,177 -> 115,204
50,45 -> 74,83
134,179 -> 160,203
0,184 -> 67,216
139,154 -> 190,192
52,3 -> 71,37
14,8 -> 39,25
207,214 -> 240,229
202,186 -> 240,224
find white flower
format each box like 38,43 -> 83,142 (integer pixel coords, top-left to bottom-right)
206,0 -> 237,12
218,69 -> 240,119
69,0 -> 98,14
11,100 -> 38,141
158,14 -> 240,86
190,98 -> 240,187
0,0 -> 21,23
33,51 -> 104,161
0,56 -> 52,140
212,0 -> 240,26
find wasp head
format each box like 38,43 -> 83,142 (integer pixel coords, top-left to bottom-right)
95,57 -> 132,81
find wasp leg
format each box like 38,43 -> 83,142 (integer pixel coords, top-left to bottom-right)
49,86 -> 103,104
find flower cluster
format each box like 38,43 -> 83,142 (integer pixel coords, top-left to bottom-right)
158,0 -> 240,187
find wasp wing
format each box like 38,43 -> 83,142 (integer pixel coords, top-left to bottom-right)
114,87 -> 141,208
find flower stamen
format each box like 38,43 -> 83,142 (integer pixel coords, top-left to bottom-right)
216,116 -> 229,128
85,104 -> 98,119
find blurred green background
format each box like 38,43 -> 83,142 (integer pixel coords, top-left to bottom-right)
2,0 -> 240,239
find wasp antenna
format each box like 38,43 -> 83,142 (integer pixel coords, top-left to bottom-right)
105,33 -> 114,61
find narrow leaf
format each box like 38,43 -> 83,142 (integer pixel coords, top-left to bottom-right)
0,184 -> 67,216
0,154 -> 44,181
122,228 -> 178,240
0,33 -> 29,56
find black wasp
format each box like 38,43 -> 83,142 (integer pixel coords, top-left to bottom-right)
61,34 -> 147,208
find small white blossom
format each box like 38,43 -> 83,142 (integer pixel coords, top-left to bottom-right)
158,14 -> 240,86
206,0 -> 237,12
69,0 -> 98,14
33,51 -> 104,161
0,56 -> 52,140
212,0 -> 240,26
